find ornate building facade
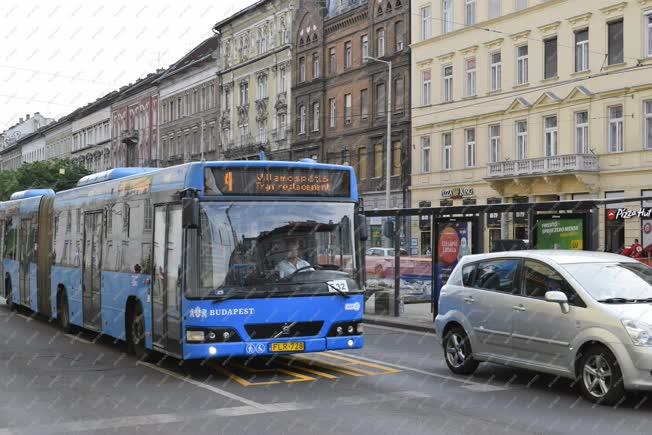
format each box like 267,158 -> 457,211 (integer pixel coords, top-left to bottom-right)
214,0 -> 295,160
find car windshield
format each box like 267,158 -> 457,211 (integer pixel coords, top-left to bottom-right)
196,202 -> 356,298
563,262 -> 652,302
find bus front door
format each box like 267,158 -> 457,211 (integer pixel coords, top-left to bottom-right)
0,219 -> 4,301
152,205 -> 182,357
18,218 -> 32,306
82,212 -> 103,330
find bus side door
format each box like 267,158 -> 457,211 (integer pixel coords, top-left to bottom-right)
82,211 -> 103,330
152,204 -> 183,357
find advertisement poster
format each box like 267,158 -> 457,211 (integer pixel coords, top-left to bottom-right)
535,218 -> 584,250
435,221 -> 472,303
643,220 -> 652,253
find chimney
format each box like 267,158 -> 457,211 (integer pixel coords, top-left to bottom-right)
26,114 -> 30,120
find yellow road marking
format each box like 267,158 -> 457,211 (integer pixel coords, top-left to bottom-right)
285,355 -> 371,376
208,362 -> 281,387
230,363 -> 316,384
279,358 -> 338,380
320,352 -> 402,374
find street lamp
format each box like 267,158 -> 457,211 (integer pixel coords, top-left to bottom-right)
182,114 -> 206,162
364,55 -> 392,209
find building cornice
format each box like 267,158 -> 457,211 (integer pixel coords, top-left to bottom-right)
416,58 -> 433,67
437,51 -> 455,63
567,12 -> 592,28
460,45 -> 478,56
641,0 -> 652,7
600,2 -> 628,17
483,38 -> 504,50
538,21 -> 561,36
510,30 -> 531,44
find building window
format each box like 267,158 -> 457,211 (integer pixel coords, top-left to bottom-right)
575,29 -> 589,72
607,19 -> 624,65
358,147 -> 367,179
516,45 -> 528,85
329,98 -> 337,128
465,129 -> 476,167
442,132 -> 452,170
421,70 -> 431,106
489,125 -> 500,163
224,88 -> 231,109
465,58 -> 476,97
646,12 -> 652,58
376,28 -> 385,57
299,105 -> 306,134
329,47 -> 336,73
257,75 -> 267,99
361,89 -> 369,120
490,52 -> 501,91
465,0 -> 476,26
421,136 -> 430,173
376,83 -> 386,116
608,105 -> 624,152
489,0 -> 501,19
421,6 -> 431,40
645,100 -> 652,149
516,120 -> 528,159
443,0 -> 453,33
575,111 -> 589,153
395,21 -> 404,51
344,41 -> 352,68
362,35 -> 369,60
279,67 -> 287,92
374,143 -> 383,177
299,57 -> 306,82
443,65 -> 453,102
257,120 -> 267,144
240,82 -> 248,105
394,76 -> 404,111
277,113 -> 287,139
344,94 -> 352,125
312,53 -> 320,79
312,102 -> 320,132
544,37 -> 557,79
516,0 -> 527,10
392,141 -> 401,176
544,115 -> 558,157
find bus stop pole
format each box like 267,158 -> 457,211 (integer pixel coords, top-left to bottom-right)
394,216 -> 401,317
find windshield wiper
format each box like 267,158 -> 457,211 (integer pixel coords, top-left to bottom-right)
324,281 -> 350,298
597,297 -> 637,304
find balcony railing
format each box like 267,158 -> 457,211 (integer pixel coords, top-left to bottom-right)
487,153 -> 599,178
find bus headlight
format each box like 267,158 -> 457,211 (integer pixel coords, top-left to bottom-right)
186,330 -> 205,343
328,322 -> 363,337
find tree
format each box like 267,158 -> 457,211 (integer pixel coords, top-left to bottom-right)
0,159 -> 91,201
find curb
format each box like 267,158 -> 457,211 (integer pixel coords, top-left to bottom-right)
364,316 -> 435,334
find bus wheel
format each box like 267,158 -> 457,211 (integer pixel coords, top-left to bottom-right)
58,291 -> 73,333
129,303 -> 150,361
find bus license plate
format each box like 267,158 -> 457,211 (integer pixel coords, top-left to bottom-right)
270,342 -> 305,353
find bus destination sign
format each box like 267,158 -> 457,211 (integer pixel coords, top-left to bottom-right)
205,167 -> 351,197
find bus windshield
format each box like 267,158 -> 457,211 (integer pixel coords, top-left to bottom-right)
197,202 -> 356,298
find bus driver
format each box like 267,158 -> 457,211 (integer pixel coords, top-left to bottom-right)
274,239 -> 314,278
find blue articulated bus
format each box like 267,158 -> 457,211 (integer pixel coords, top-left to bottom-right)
0,161 -> 367,360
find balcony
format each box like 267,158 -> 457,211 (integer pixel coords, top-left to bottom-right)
120,129 -> 139,145
486,154 -> 599,179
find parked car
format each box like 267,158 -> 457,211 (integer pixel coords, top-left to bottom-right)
365,248 -> 432,281
490,239 -> 529,252
435,250 -> 652,405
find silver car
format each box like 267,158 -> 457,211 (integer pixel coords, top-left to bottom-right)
435,250 -> 652,405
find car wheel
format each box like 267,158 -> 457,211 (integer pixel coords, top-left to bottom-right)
374,264 -> 385,278
578,345 -> 625,406
443,326 -> 479,375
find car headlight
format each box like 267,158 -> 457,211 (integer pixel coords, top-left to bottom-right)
621,319 -> 652,346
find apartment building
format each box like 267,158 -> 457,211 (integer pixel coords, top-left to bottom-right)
411,0 -> 652,252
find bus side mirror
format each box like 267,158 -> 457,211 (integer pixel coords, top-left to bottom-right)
182,197 -> 199,229
358,214 -> 368,241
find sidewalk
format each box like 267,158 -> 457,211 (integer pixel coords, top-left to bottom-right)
363,294 -> 435,333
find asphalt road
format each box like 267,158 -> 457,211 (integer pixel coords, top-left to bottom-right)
1,306 -> 652,435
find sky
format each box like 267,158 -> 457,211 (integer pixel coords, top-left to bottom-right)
0,0 -> 258,131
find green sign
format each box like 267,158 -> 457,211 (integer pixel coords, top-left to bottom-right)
536,218 -> 584,250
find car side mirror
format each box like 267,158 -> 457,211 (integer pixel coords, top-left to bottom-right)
545,290 -> 570,314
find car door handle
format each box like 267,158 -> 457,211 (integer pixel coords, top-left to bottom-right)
463,296 -> 475,303
512,305 -> 526,312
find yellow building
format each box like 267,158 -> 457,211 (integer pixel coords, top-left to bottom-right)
410,0 -> 652,253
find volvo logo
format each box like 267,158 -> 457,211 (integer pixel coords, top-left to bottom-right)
273,322 -> 297,338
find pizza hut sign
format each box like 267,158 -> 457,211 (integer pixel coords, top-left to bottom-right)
607,208 -> 652,220
441,187 -> 474,199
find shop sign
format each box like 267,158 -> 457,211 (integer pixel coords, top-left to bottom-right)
441,187 -> 474,199
607,208 -> 652,220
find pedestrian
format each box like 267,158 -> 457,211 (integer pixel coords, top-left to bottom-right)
629,238 -> 644,258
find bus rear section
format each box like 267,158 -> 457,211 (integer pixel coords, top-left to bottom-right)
178,199 -> 364,360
